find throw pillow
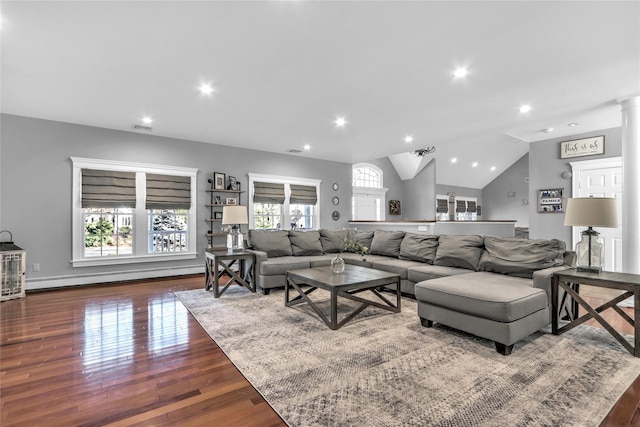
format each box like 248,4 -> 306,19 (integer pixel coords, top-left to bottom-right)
433,234 -> 484,271
247,230 -> 292,257
479,236 -> 566,278
319,229 -> 350,253
349,230 -> 375,252
289,230 -> 324,256
399,233 -> 439,263
369,230 -> 406,257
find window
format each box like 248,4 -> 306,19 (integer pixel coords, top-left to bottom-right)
436,194 -> 477,221
249,174 -> 320,230
71,157 -> 197,267
352,163 -> 388,220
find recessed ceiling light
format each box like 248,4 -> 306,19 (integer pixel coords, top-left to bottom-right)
490,166 -> 496,172
142,116 -> 153,125
519,104 -> 532,114
451,158 -> 457,163
404,135 -> 414,143
568,122 -> 580,127
543,127 -> 554,133
303,144 -> 311,151
335,117 -> 347,128
472,162 -> 478,167
453,67 -> 469,79
199,83 -> 215,95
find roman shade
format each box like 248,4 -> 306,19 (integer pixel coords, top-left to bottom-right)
253,182 -> 285,204
146,173 -> 192,210
436,198 -> 449,213
289,184 -> 318,205
467,200 -> 477,213
456,200 -> 467,213
81,169 -> 136,208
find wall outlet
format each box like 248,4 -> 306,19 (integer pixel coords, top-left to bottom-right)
33,263 -> 40,272
417,226 -> 428,232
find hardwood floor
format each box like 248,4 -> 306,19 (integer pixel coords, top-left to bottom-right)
0,275 -> 638,426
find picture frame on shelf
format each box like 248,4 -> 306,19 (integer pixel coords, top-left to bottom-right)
214,196 -> 222,205
213,172 -> 226,190
225,198 -> 237,205
214,211 -> 223,220
537,188 -> 564,213
228,176 -> 237,190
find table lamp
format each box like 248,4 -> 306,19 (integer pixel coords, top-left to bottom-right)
564,197 -> 618,273
222,205 -> 248,252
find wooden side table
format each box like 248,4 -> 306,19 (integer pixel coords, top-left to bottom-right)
205,249 -> 256,298
552,268 -> 640,357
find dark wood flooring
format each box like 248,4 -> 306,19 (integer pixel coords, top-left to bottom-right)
0,275 -> 638,426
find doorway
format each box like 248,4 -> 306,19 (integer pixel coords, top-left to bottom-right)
570,157 -> 622,272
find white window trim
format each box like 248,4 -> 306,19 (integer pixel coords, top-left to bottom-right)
352,163 -> 383,188
248,173 -> 321,230
71,157 -> 198,267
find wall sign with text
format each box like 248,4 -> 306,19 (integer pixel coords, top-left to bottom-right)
559,135 -> 605,159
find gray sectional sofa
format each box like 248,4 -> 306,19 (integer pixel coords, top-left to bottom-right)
246,228 -> 574,354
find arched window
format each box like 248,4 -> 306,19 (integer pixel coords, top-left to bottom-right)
352,164 -> 388,220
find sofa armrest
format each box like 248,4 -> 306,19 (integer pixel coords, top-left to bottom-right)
533,265 -> 573,307
246,249 -> 268,265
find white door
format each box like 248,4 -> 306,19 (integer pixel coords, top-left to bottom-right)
571,157 -> 623,272
353,194 -> 380,220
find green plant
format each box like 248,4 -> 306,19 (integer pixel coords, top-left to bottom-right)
85,218 -> 114,247
342,237 -> 368,257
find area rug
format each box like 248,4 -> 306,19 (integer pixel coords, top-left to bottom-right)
175,287 -> 640,427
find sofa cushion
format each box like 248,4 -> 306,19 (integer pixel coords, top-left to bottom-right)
407,265 -> 472,283
479,236 -> 566,279
289,230 -> 324,256
247,230 -> 292,257
349,230 -> 375,251
399,233 -> 439,263
319,229 -> 350,253
370,230 -> 406,257
372,258 -> 425,280
260,257 -> 310,275
433,234 -> 484,271
414,272 -> 547,322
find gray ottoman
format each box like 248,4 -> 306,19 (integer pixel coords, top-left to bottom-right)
414,272 -> 550,355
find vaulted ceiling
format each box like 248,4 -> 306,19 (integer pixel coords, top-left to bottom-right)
1,1 -> 638,188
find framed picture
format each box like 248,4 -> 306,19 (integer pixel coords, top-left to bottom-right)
538,188 -> 564,213
389,200 -> 401,215
560,135 -> 605,159
214,196 -> 222,205
213,172 -> 226,190
225,198 -> 237,205
214,211 -> 223,220
228,175 -> 237,190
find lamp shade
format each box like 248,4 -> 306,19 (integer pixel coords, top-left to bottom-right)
222,205 -> 248,225
564,197 -> 619,228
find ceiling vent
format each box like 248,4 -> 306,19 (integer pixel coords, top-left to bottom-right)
287,149 -> 302,153
131,124 -> 152,131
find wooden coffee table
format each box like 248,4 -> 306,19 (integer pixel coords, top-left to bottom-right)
285,265 -> 401,330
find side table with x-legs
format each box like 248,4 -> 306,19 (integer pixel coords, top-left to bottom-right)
552,268 -> 640,357
205,249 -> 256,298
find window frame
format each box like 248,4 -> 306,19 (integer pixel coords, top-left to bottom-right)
436,194 -> 478,221
71,157 -> 198,267
248,173 -> 321,230
351,163 -> 388,221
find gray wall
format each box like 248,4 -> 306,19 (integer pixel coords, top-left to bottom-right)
481,154 -> 530,226
401,159 -> 436,220
0,114 -> 351,283
528,127 -> 622,241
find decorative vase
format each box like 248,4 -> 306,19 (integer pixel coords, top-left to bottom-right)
331,255 -> 345,273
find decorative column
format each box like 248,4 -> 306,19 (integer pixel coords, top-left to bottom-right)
620,95 -> 640,274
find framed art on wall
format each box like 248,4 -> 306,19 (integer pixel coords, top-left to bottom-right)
560,135 -> 605,159
389,200 -> 401,215
538,188 -> 564,213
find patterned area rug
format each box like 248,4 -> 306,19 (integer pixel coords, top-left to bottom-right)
175,286 -> 640,427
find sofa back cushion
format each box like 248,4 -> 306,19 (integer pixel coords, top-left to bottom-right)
399,233 -> 439,264
433,234 -> 484,271
319,229 -> 350,253
369,230 -> 406,257
247,230 -> 292,257
289,230 -> 324,256
350,230 -> 375,251
479,236 -> 566,278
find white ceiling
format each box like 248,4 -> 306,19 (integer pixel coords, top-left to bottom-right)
1,1 -> 638,188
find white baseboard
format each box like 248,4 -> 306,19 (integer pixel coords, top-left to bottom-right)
26,265 -> 205,291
